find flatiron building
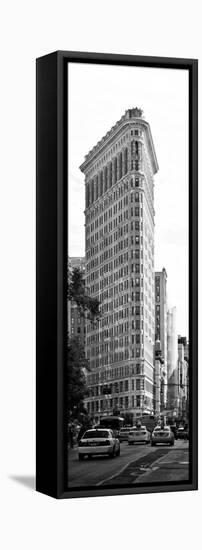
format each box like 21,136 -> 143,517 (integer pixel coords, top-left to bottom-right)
80,108 -> 158,422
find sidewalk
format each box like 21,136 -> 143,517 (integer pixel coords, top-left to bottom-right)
100,444 -> 189,486
135,447 -> 189,483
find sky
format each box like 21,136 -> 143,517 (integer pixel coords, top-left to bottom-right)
68,63 -> 188,338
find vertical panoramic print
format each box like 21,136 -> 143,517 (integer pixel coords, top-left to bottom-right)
67,63 -> 189,490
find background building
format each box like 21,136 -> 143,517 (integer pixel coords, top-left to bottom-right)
167,307 -> 178,414
154,339 -> 164,416
155,268 -> 168,409
178,336 -> 189,421
80,108 -> 159,422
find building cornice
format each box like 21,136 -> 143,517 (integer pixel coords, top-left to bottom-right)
80,110 -> 159,175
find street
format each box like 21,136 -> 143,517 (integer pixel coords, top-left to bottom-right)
67,440 -> 189,488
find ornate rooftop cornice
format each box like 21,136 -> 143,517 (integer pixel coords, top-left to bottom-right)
80,108 -> 158,175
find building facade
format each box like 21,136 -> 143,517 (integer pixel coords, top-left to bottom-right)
167,307 -> 178,412
155,269 -> 168,408
177,336 -> 189,421
80,108 -> 159,422
154,340 -> 164,416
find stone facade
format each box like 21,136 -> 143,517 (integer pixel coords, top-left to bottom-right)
80,108 -> 158,422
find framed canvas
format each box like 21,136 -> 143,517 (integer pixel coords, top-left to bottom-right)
36,51 -> 198,499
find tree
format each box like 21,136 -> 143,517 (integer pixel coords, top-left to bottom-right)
66,265 -> 101,418
67,266 -> 100,321
66,336 -> 89,414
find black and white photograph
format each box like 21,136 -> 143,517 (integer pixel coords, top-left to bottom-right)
66,61 -> 192,492
1,0 -> 201,545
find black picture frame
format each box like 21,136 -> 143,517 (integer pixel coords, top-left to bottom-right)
36,51 -> 198,499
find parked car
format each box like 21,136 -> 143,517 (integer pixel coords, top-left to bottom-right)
128,425 -> 151,445
151,425 -> 174,446
119,426 -> 132,442
78,428 -> 120,460
176,427 -> 189,440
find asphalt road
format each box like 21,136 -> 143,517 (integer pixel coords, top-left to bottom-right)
67,440 -> 189,488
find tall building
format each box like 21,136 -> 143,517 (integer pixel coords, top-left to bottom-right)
178,336 -> 189,420
68,257 -> 86,343
155,269 -> 168,408
80,108 -> 159,422
167,307 -> 178,412
154,340 -> 164,416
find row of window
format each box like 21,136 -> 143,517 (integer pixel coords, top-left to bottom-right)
85,183 -> 129,223
86,208 -> 142,239
86,394 -> 149,413
90,187 -> 141,225
86,145 -> 142,208
87,273 -> 141,291
87,363 -> 153,386
88,334 -> 143,355
99,303 -> 143,316
86,306 -> 154,338
87,326 -> 142,345
86,221 -> 141,248
88,364 -> 130,385
86,192 -> 142,234
85,175 -> 144,223
86,150 -> 128,207
88,131 -> 133,171
86,129 -> 140,178
88,377 -> 146,398
86,231 -> 145,262
86,257 -> 154,283
95,280 -> 153,299
98,288 -> 143,304
86,230 -> 144,251
87,348 -> 143,367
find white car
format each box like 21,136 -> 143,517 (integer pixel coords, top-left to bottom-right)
128,425 -> 151,445
119,426 -> 132,442
78,428 -> 120,460
151,425 -> 174,446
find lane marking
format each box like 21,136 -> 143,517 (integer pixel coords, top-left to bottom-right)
96,448 -> 161,486
158,460 -> 189,464
96,459 -> 133,486
95,447 -> 189,487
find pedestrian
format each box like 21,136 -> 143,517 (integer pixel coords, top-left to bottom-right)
69,425 -> 74,448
